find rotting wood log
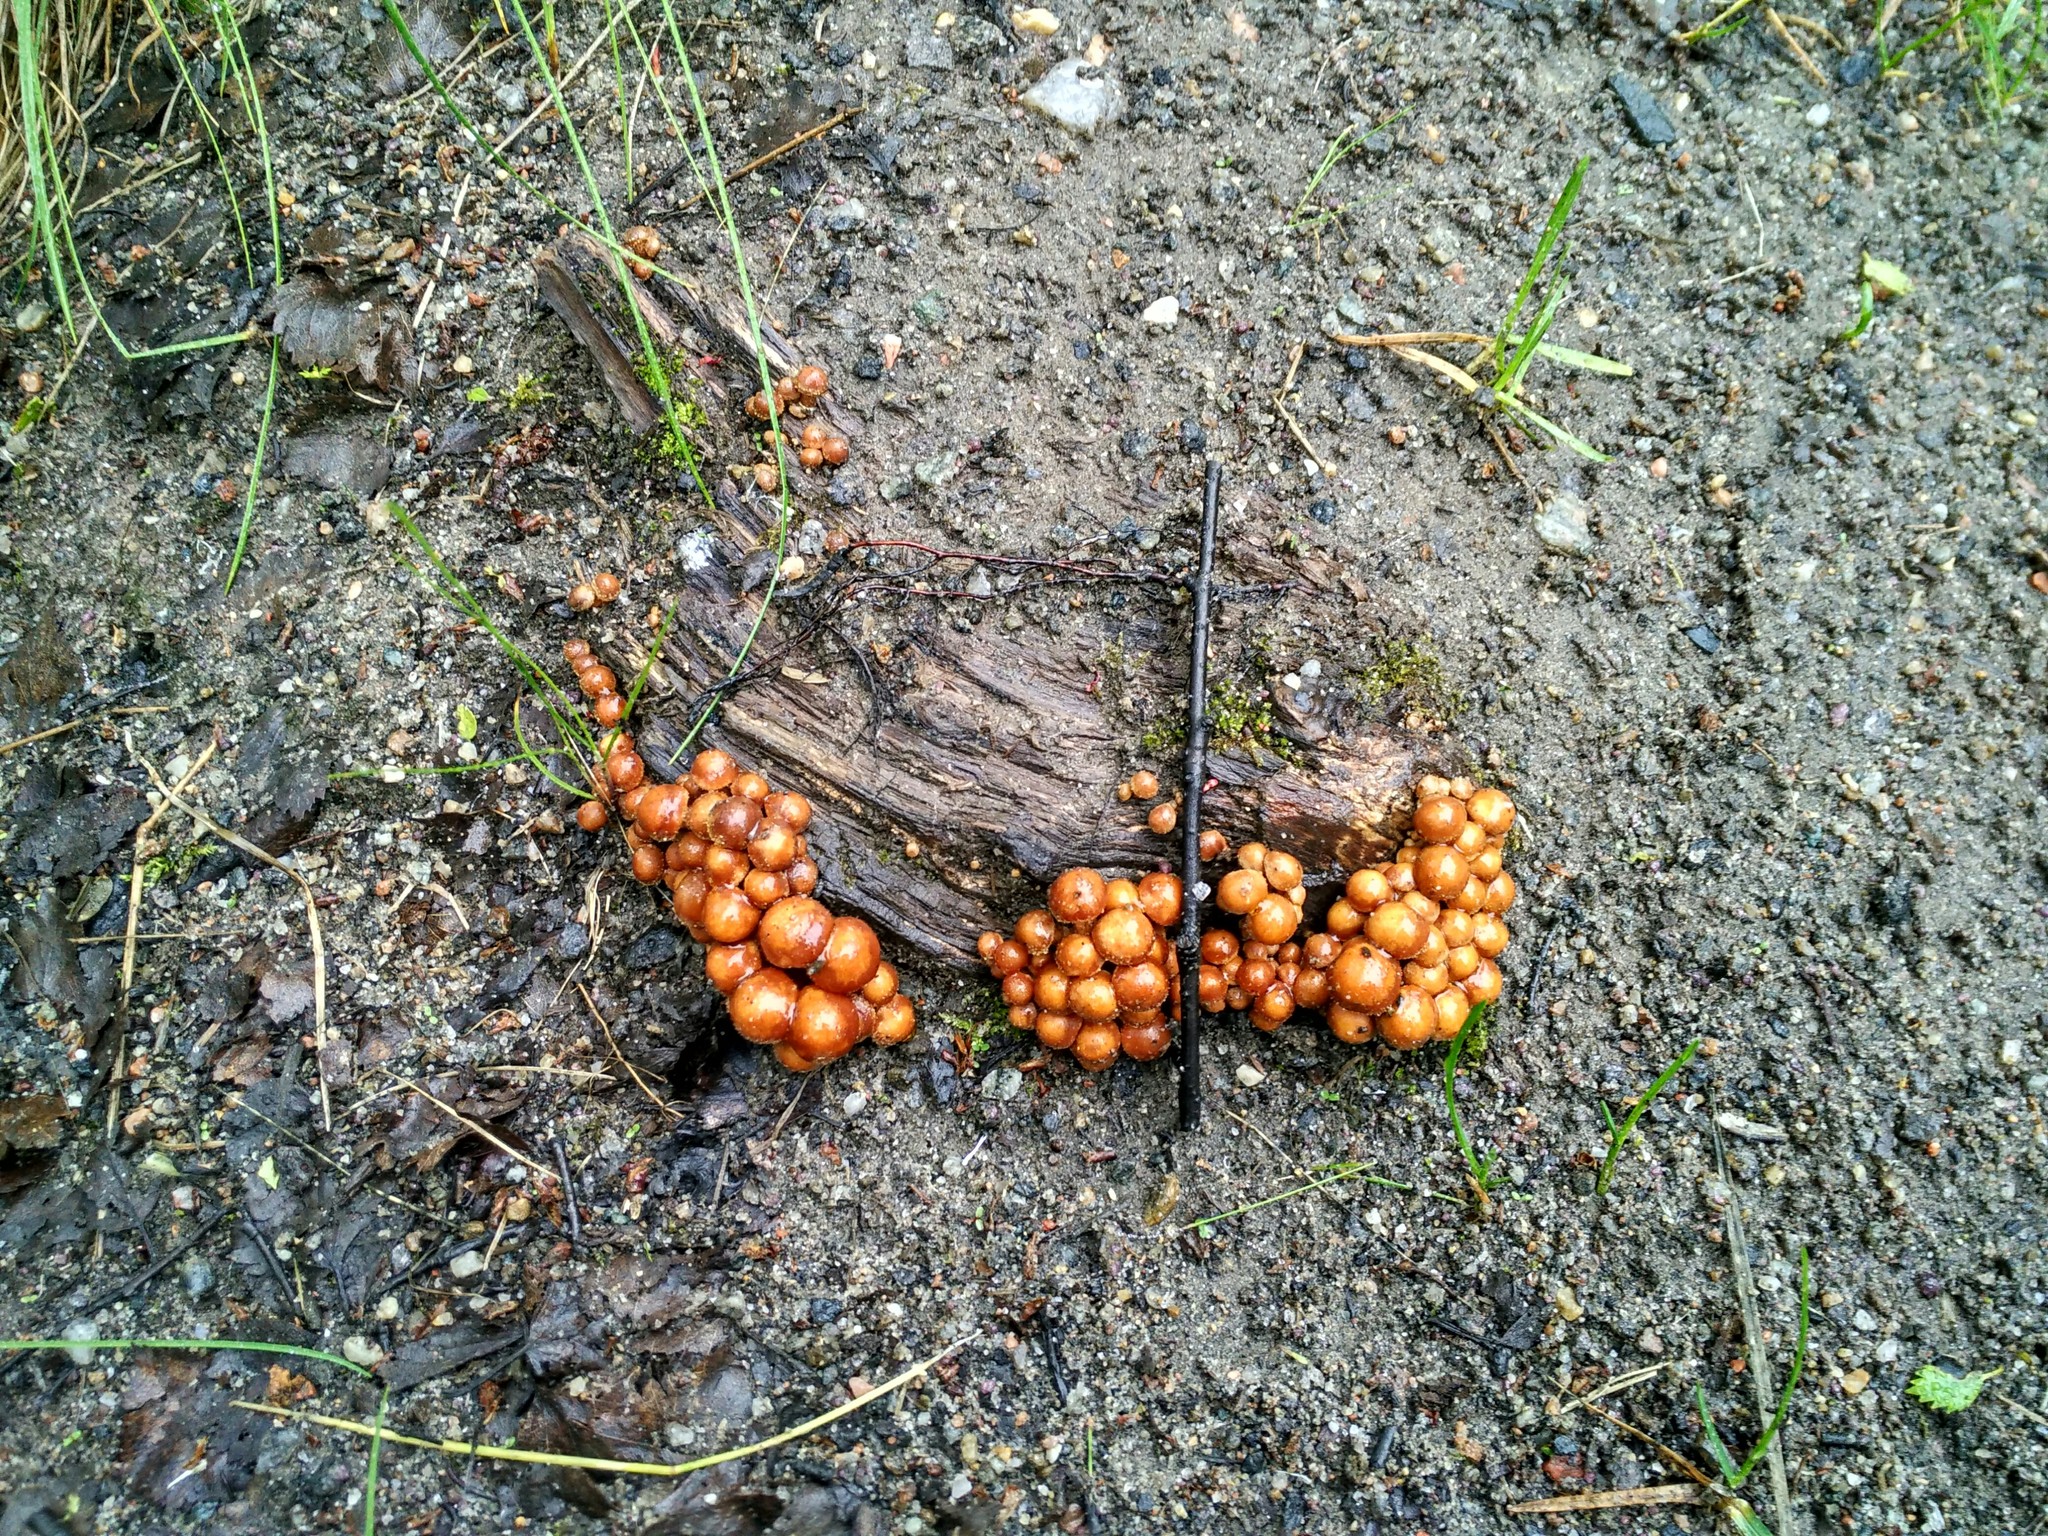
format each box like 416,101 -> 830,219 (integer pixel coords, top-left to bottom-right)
536,236 -> 1458,967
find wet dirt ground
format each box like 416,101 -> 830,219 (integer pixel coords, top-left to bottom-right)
1,0 -> 2045,1532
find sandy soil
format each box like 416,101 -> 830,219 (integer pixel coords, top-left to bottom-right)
1,1 -> 2044,1533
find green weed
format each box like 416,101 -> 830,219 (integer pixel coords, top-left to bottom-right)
1348,157 -> 1630,464
1288,105 -> 1415,230
1907,1363 -> 1998,1412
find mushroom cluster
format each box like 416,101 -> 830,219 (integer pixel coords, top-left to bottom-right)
568,643 -> 914,1072
620,224 -> 665,280
976,867 -> 1186,1071
566,570 -> 624,615
1199,775 -> 1518,1050
1117,767 -> 1183,836
743,365 -> 849,491
1190,839 -> 1317,1030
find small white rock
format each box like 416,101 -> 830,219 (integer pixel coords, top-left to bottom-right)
342,1335 -> 387,1368
1235,1062 -> 1266,1088
1804,101 -> 1832,128
1011,6 -> 1059,34
61,1318 -> 99,1365
1141,295 -> 1180,329
448,1249 -> 486,1280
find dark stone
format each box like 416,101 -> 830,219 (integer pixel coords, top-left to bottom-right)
1118,429 -> 1152,458
1838,47 -> 1878,85
1308,498 -> 1338,525
1872,876 -> 1916,931
1683,624 -> 1721,654
1608,74 -> 1676,145
1178,420 -> 1206,454
483,951 -> 539,1003
808,1296 -> 844,1324
904,32 -> 953,69
624,927 -> 679,969
853,355 -> 883,380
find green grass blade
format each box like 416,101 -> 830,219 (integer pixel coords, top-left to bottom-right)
1443,1001 -> 1498,1193
1694,1383 -> 1743,1483
620,602 -> 673,726
1495,154 -> 1587,359
207,0 -> 285,284
1497,396 -> 1612,463
1733,1248 -> 1810,1486
1529,341 -> 1634,376
657,7 -> 795,756
1498,279 -> 1567,396
362,1386 -> 389,1535
389,504 -> 596,757
15,0 -> 74,336
1,1336 -> 372,1376
511,694 -> 592,797
138,0 -> 256,282
497,0 -> 712,508
223,336 -> 282,593
382,0 -> 712,507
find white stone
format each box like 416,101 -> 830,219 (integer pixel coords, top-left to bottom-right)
448,1249 -> 486,1279
1235,1062 -> 1266,1087
1534,493 -> 1596,556
342,1335 -> 386,1368
1141,295 -> 1180,329
1022,56 -> 1120,136
1804,101 -> 1832,127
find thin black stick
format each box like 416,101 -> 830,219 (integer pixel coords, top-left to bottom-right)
1178,459 -> 1222,1133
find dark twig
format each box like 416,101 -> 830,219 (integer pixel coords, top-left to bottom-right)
1178,459 -> 1222,1133
552,1137 -> 581,1245
1039,1311 -> 1071,1407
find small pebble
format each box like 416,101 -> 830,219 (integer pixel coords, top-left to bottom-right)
61,1318 -> 99,1364
843,1091 -> 869,1116
1141,295 -> 1180,329
1235,1062 -> 1266,1087
448,1249 -> 486,1279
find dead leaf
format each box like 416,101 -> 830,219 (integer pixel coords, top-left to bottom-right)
0,1093 -> 67,1156
210,1033 -> 274,1086
270,275 -> 414,391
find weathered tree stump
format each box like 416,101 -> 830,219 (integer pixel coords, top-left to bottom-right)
537,236 -> 1457,967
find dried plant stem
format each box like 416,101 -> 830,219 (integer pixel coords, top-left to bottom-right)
234,1339 -> 966,1476
1272,341 -> 1331,477
657,105 -> 862,211
1329,329 -> 1492,349
383,1074 -> 554,1180
579,981 -> 679,1121
1764,4 -> 1831,83
137,750 -> 331,1130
